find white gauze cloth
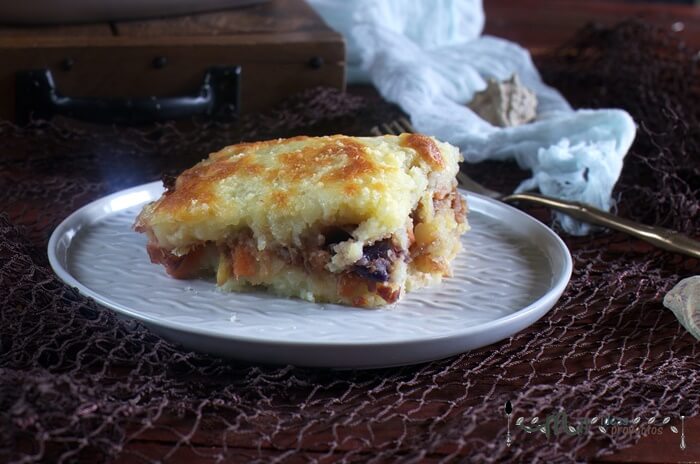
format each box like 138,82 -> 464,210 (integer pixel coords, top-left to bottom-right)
308,0 -> 636,235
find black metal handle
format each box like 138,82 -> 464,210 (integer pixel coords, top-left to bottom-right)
15,66 -> 241,125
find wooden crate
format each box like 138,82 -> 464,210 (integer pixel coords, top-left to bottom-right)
0,0 -> 345,123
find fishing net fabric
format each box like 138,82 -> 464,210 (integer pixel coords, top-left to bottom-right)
1,21 -> 699,463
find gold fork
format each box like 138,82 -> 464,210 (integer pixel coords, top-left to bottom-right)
371,118 -> 700,259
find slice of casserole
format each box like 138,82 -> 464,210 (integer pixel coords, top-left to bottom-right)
134,134 -> 469,308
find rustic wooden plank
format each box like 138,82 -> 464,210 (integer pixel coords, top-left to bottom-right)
113,0 -> 329,37
0,23 -> 113,37
0,32 -> 343,53
0,0 -> 268,25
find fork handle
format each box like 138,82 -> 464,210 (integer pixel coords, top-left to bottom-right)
502,192 -> 700,259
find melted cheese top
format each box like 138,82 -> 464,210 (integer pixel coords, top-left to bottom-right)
136,134 -> 461,252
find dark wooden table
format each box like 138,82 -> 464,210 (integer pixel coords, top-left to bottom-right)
485,0 -> 700,56
114,2 -> 700,461
87,1 -> 700,462
7,1 -> 698,462
486,1 -> 700,462
346,2 -> 700,462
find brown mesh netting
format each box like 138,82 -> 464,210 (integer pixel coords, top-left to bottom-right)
2,21 -> 699,463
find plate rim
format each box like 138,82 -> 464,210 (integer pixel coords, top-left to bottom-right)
48,181 -> 573,348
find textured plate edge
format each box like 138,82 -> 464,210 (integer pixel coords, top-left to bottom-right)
47,182 -> 573,353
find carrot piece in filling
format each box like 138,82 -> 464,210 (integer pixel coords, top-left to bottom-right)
232,244 -> 257,278
377,285 -> 401,304
147,243 -> 206,279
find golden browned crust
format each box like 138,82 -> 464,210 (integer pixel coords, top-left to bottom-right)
275,137 -> 377,183
152,136 -> 381,219
153,153 -> 263,217
400,133 -> 444,169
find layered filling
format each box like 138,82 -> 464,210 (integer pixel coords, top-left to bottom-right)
143,185 -> 467,307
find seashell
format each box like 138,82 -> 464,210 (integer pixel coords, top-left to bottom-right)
467,74 -> 538,128
663,276 -> 700,340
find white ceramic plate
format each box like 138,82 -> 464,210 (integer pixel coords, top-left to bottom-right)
48,182 -> 572,368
